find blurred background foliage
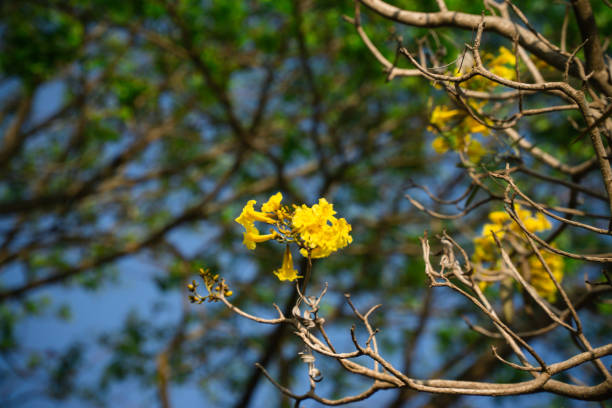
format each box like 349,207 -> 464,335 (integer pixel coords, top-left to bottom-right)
0,0 -> 609,407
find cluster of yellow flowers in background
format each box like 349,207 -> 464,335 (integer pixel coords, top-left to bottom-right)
429,47 -> 517,163
462,46 -> 516,91
473,204 -> 564,301
235,192 -> 352,282
429,104 -> 490,162
487,47 -> 516,79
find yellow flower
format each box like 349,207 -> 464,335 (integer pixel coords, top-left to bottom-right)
509,204 -> 552,234
536,212 -> 552,230
489,210 -> 510,225
491,65 -> 515,80
463,116 -> 490,136
482,223 -> 505,240
243,229 -> 277,250
429,102 -> 490,163
262,192 -> 283,213
274,246 -> 302,282
293,198 -> 353,258
473,205 -> 562,301
429,105 -> 461,131
473,222 -> 505,263
524,212 -> 552,232
466,138 -> 487,162
292,198 -> 335,233
493,46 -> 516,65
300,217 -> 353,258
432,136 -> 450,154
238,222 -> 259,250
480,47 -> 516,81
528,249 -> 564,301
235,194 -> 352,261
236,200 -> 277,225
513,204 -> 532,221
235,200 -> 277,250
483,47 -> 517,81
473,236 -> 494,263
458,46 -> 516,92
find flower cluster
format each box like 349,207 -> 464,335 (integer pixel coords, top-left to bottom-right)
429,104 -> 490,162
188,268 -> 233,303
527,250 -> 564,300
292,198 -> 353,258
459,46 -> 516,91
473,205 -> 563,301
429,47 -> 518,163
487,47 -> 516,79
235,192 -> 352,282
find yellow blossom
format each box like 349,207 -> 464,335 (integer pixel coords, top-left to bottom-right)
524,212 -> 552,232
493,46 -> 516,66
274,246 -> 302,282
456,46 -> 517,92
235,194 -> 352,283
236,200 -> 277,225
473,222 -> 505,263
235,200 -> 277,250
486,47 -> 516,81
463,116 -> 490,136
432,136 -> 450,154
513,204 -> 532,221
488,46 -> 516,80
262,192 -> 283,213
429,103 -> 490,163
509,204 -> 552,234
489,210 -> 510,225
537,212 -> 552,230
466,138 -> 487,162
429,106 -> 462,131
473,205 -> 563,301
491,65 -> 515,80
243,230 -> 277,250
528,248 -> 564,301
473,237 -> 494,263
482,223 -> 505,241
293,198 -> 353,258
